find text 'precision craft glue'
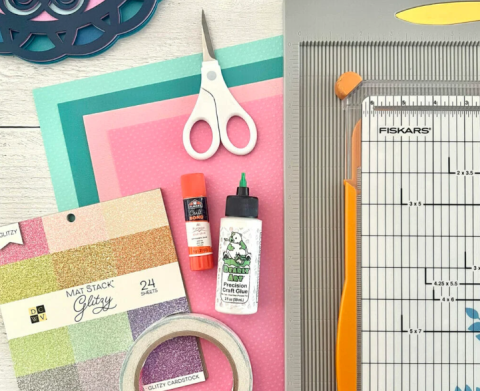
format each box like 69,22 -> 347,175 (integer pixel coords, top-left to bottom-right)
215,173 -> 262,315
181,173 -> 214,271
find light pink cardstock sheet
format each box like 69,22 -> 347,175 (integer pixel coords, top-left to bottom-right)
85,80 -> 284,390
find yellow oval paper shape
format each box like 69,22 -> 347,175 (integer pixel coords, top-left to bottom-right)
396,2 -> 480,25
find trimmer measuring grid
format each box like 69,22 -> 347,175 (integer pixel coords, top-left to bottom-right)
361,95 -> 480,391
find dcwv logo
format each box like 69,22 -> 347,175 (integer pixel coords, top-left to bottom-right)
379,127 -> 431,135
29,305 -> 47,324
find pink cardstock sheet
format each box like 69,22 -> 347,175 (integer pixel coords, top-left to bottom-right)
84,79 -> 284,390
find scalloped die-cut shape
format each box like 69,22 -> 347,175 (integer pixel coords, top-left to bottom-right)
0,0 -> 162,63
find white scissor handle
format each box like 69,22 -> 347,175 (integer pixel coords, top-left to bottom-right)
183,61 -> 257,160
217,96 -> 257,157
183,86 -> 222,160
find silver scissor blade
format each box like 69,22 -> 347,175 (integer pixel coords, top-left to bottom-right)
202,10 -> 216,61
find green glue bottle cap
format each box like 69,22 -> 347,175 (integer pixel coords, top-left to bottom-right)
225,173 -> 259,218
239,173 -> 247,187
237,173 -> 248,196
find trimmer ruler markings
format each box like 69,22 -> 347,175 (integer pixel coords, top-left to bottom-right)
284,37 -> 301,391
361,95 -> 480,391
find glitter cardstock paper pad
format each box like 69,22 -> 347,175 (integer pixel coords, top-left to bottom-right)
0,190 -> 205,391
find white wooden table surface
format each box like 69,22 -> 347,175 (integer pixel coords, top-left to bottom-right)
0,1 -> 282,388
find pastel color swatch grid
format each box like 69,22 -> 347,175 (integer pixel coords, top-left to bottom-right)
0,190 -> 204,391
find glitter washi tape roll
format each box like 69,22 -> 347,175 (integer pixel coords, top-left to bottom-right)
120,313 -> 253,391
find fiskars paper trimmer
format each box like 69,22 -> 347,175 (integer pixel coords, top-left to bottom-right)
337,80 -> 480,391
285,1 -> 480,389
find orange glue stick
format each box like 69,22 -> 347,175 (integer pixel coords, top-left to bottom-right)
181,173 -> 214,271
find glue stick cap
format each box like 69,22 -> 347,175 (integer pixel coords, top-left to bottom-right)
190,254 -> 214,271
181,173 -> 207,199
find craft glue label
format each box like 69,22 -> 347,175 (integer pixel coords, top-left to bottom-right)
216,221 -> 262,314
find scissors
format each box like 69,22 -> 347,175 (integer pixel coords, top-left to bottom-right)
396,1 -> 480,25
183,11 -> 257,160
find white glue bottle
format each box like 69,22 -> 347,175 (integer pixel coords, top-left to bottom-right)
215,173 -> 262,315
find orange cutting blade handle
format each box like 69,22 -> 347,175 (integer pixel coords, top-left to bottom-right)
335,72 -> 363,391
337,180 -> 358,391
337,120 -> 361,391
